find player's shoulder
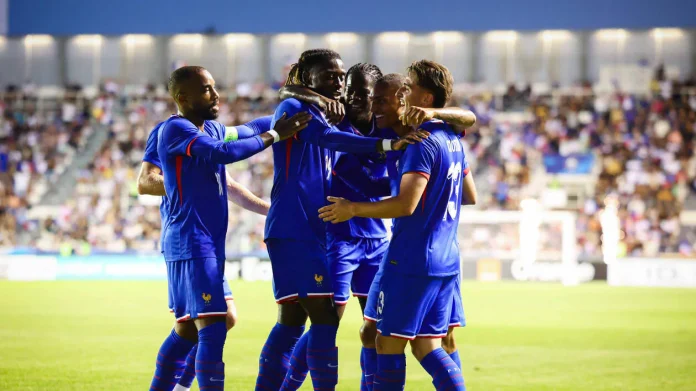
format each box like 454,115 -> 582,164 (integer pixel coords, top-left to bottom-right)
161,116 -> 196,135
418,119 -> 452,133
277,97 -> 309,113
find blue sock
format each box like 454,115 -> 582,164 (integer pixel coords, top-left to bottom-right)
449,350 -> 462,370
256,323 -> 304,391
195,322 -> 227,391
360,349 -> 367,391
362,347 -> 377,391
374,353 -> 406,391
150,329 -> 195,391
176,344 -> 197,388
307,324 -> 339,391
280,331 -> 310,390
420,348 -> 465,391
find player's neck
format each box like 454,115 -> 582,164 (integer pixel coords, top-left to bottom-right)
182,114 -> 206,130
348,113 -> 372,134
393,123 -> 413,138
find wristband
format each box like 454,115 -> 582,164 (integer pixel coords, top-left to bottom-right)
267,129 -> 280,143
382,139 -> 393,152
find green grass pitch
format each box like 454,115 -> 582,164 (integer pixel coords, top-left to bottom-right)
1,280 -> 695,390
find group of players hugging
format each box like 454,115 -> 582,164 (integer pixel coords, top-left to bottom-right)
138,48 -> 477,391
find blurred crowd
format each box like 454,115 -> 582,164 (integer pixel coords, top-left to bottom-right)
2,74 -> 696,259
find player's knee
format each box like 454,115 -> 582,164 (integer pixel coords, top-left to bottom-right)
225,300 -> 238,330
299,297 -> 339,326
410,338 -> 439,362
174,321 -> 199,343
360,320 -> 377,347
278,301 -> 309,327
441,330 -> 457,354
225,312 -> 237,330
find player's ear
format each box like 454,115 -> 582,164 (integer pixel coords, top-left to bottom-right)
423,93 -> 434,107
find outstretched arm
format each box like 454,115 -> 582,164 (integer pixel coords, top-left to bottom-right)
402,106 -> 477,134
318,173 -> 427,222
226,171 -> 269,216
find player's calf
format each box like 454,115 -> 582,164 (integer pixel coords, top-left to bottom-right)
150,325 -> 196,391
441,326 -> 462,370
298,297 -> 340,391
256,302 -> 306,391
194,318 -> 227,390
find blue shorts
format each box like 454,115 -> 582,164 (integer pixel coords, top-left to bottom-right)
327,234 -> 388,305
167,258 -> 229,323
449,275 -> 466,327
376,271 -> 457,340
169,274 -> 233,313
266,239 -> 334,303
363,261 -> 384,322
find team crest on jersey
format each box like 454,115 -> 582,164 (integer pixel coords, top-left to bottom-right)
202,293 -> 212,305
314,274 -> 324,287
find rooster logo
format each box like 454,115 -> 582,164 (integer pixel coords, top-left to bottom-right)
314,274 -> 324,286
202,293 -> 212,304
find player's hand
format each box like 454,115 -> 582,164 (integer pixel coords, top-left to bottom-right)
318,196 -> 355,223
274,112 -> 312,140
400,106 -> 435,126
392,129 -> 431,151
323,99 -> 345,125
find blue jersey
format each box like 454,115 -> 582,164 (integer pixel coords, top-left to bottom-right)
264,98 -> 384,245
328,117 -> 390,239
157,116 -> 268,261
386,121 -> 466,277
143,121 -> 168,252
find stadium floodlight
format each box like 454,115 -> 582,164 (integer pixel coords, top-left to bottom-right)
326,33 -> 358,46
225,34 -> 255,46
274,33 -> 307,45
651,28 -> 684,39
73,35 -> 103,46
122,35 -> 153,46
24,35 -> 53,46
540,30 -> 571,42
173,34 -> 203,46
596,29 -> 628,41
485,31 -> 517,42
431,31 -> 463,44
377,32 -> 410,44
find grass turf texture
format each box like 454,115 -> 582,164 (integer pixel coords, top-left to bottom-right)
1,280 -> 695,390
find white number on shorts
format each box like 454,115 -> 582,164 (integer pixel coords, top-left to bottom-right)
377,291 -> 385,315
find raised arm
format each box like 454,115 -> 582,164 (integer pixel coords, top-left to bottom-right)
279,86 -> 344,124
402,106 -> 477,134
164,118 -> 305,165
226,113 -> 311,139
137,161 -> 166,196
226,170 -> 269,216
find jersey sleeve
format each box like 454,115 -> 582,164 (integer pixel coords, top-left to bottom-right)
333,154 -> 391,198
463,156 -> 470,177
400,140 -> 437,179
142,125 -> 161,168
162,118 -> 266,165
273,99 -> 380,154
225,115 -> 273,140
